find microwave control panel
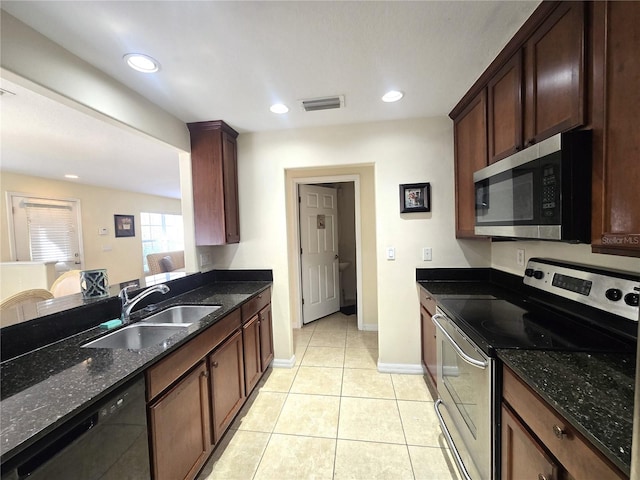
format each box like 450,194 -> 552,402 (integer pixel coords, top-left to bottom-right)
541,164 -> 557,216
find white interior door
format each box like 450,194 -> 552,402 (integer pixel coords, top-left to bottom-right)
299,184 -> 340,324
9,194 -> 84,273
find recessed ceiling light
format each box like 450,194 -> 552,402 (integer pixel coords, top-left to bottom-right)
65,174 -> 79,179
124,53 -> 160,73
382,90 -> 404,103
270,103 -> 289,114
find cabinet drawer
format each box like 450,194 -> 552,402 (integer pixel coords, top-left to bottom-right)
241,288 -> 271,322
146,308 -> 241,400
419,287 -> 436,316
502,366 -> 626,480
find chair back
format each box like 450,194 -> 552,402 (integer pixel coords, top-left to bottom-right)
0,289 -> 54,327
50,270 -> 82,297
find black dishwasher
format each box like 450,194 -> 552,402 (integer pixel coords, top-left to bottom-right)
1,375 -> 150,480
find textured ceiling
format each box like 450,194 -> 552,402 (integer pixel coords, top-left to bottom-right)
0,1 -> 539,196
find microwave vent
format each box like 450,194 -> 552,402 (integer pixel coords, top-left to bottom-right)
300,95 -> 344,112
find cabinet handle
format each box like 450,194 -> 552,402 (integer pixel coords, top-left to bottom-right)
538,474 -> 548,480
212,361 -> 219,368
552,424 -> 566,439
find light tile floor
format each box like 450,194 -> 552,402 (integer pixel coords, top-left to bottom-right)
197,312 -> 460,480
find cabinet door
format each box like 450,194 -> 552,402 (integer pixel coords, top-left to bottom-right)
488,51 -> 523,163
188,121 -> 240,246
524,2 -> 585,144
210,330 -> 245,444
420,305 -> 437,390
258,304 -> 274,371
501,404 -> 560,480
242,314 -> 261,395
149,362 -> 212,480
221,130 -> 240,243
453,90 -> 487,238
591,1 -> 640,257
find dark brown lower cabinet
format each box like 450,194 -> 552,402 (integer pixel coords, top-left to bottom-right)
501,404 -> 559,480
149,362 -> 212,480
242,314 -> 261,395
419,287 -> 437,398
146,294 -> 273,480
259,304 -> 274,370
502,366 -> 626,480
209,330 -> 245,444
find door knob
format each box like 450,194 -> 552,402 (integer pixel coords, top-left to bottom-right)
334,254 -> 339,259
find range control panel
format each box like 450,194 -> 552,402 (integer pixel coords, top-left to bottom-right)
523,258 -> 639,321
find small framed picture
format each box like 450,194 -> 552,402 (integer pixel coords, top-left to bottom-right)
400,183 -> 431,213
114,214 -> 136,238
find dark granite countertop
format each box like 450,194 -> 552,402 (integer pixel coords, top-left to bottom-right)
498,350 -> 635,476
0,280 -> 271,464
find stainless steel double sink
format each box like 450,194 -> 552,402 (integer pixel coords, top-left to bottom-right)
82,305 -> 221,350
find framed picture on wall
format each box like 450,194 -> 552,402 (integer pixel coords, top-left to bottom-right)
399,183 -> 431,213
114,214 -> 136,237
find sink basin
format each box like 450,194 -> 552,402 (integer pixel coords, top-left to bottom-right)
140,305 -> 221,325
83,324 -> 189,350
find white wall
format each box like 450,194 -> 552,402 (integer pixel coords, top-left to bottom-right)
204,117 -> 492,368
491,241 -> 640,275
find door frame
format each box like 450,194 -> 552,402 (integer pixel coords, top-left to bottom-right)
292,175 -> 363,330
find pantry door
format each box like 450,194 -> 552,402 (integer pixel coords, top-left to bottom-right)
299,184 -> 340,325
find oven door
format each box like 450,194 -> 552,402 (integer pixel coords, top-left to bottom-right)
432,309 -> 494,480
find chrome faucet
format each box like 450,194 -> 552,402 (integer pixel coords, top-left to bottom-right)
119,284 -> 170,323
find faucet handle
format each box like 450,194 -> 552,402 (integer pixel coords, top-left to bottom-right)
119,285 -> 137,302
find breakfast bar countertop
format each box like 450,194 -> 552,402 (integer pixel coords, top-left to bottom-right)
0,280 -> 271,464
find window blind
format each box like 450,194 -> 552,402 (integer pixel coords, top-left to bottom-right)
25,202 -> 75,262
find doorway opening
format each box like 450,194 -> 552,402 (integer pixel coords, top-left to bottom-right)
290,173 -> 364,331
298,183 -> 357,325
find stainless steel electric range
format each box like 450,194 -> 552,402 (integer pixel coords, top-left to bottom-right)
432,258 -> 639,480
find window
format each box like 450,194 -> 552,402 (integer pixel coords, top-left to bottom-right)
140,212 -> 184,273
9,194 -> 83,271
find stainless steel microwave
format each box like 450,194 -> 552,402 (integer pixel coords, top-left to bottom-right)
474,131 -> 592,242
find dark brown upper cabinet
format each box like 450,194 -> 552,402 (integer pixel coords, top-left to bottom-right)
453,90 -> 487,238
590,1 -> 640,257
523,1 -> 586,145
488,51 -> 524,163
188,120 -> 240,246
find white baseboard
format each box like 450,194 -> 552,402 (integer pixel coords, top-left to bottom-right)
360,324 -> 378,332
377,362 -> 425,374
272,355 -> 296,368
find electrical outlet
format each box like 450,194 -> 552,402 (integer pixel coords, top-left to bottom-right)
199,253 -> 211,266
516,249 -> 525,267
422,247 -> 432,261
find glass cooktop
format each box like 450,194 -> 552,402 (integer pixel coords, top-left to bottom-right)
437,298 -> 636,357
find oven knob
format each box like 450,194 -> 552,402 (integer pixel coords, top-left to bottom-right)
533,270 -> 544,280
605,288 -> 623,301
524,268 -> 535,277
624,293 -> 639,307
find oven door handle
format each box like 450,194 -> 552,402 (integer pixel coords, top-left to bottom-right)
432,314 -> 488,369
434,399 -> 473,480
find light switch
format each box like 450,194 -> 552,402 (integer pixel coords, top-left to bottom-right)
386,247 -> 395,261
422,247 -> 432,261
98,227 -> 108,236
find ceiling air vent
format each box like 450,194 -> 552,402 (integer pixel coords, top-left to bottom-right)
300,95 -> 344,112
